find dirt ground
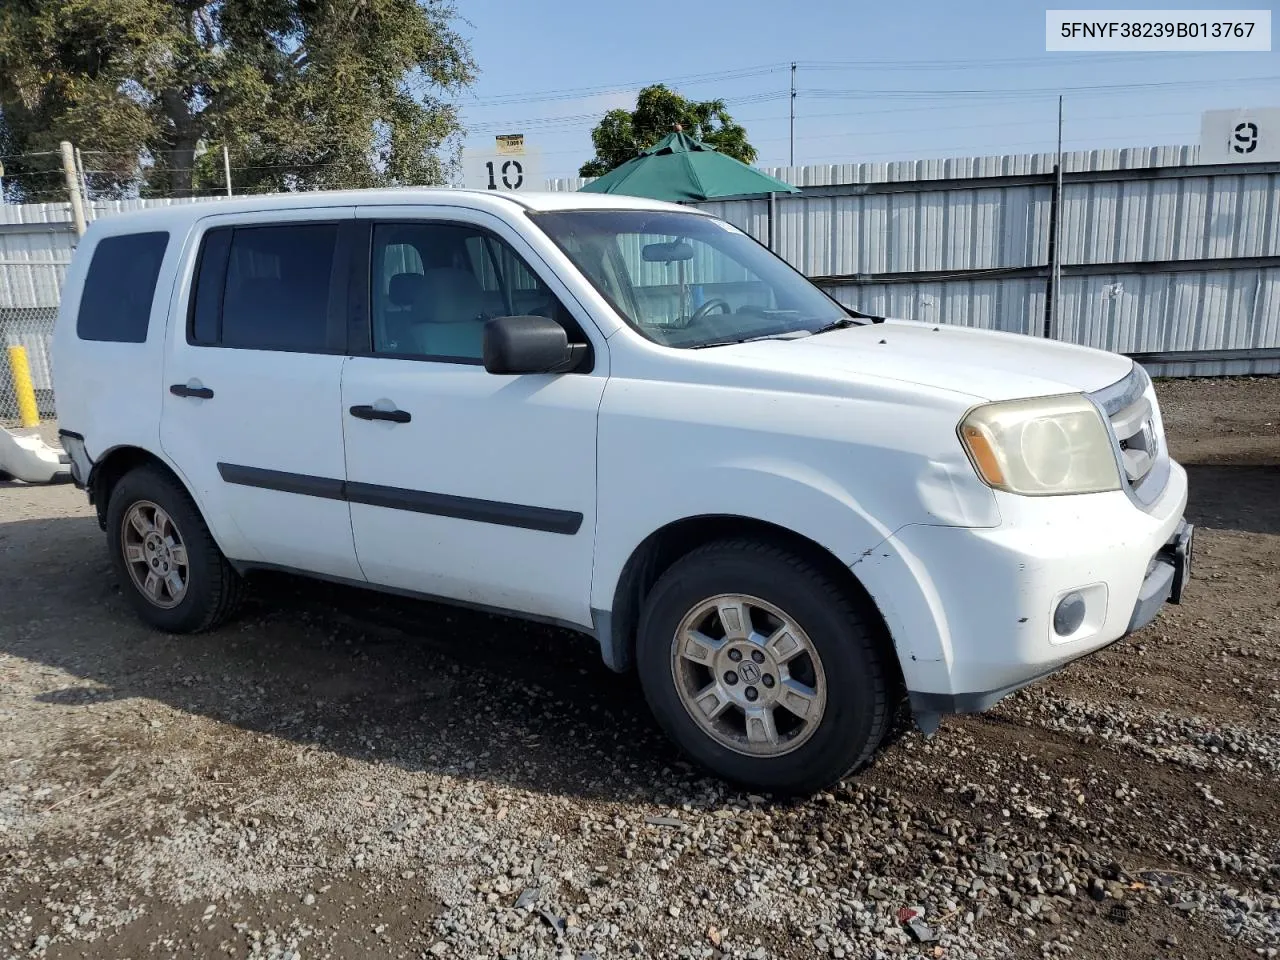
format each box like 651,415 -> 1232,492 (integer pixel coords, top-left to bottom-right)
1,377 -> 1277,960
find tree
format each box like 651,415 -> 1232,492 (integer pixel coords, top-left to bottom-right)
578,84 -> 756,178
0,0 -> 474,201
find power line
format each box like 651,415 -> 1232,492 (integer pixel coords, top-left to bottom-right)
464,63 -> 786,107
465,74 -> 1279,138
464,91 -> 786,134
464,51 -> 1256,108
796,51 -> 1253,70
803,74 -> 1280,101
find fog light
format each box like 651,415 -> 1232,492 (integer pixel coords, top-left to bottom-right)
1053,592 -> 1087,636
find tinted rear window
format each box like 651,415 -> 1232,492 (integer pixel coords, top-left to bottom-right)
220,224 -> 338,352
189,228 -> 232,345
76,232 -> 169,342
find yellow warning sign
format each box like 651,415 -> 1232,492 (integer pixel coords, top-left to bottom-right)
495,134 -> 525,155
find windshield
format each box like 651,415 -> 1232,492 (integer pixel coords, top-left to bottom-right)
530,209 -> 865,348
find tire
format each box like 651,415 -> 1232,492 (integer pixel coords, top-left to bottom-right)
637,538 -> 892,795
105,465 -> 243,633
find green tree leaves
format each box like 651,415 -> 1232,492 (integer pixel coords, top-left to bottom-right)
579,84 -> 757,178
0,0 -> 474,200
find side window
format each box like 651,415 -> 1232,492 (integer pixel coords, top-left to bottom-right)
188,223 -> 338,352
189,228 -> 231,344
77,232 -> 169,343
370,222 -> 578,362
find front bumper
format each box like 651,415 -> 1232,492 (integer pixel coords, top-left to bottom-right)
910,516 -> 1193,718
1126,519 -> 1193,632
870,460 -> 1190,720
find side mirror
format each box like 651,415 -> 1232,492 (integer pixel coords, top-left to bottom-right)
482,315 -> 587,375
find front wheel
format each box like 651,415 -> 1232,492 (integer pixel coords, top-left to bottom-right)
637,539 -> 893,795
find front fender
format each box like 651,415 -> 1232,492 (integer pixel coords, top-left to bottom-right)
592,455 -> 965,693
593,456 -> 902,623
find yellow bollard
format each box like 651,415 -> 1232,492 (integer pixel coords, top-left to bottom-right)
6,345 -> 40,428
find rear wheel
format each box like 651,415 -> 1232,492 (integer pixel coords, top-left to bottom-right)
637,539 -> 892,794
105,465 -> 242,632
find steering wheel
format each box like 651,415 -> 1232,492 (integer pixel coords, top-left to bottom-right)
691,298 -> 732,322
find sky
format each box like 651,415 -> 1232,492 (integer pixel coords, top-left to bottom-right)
452,0 -> 1279,182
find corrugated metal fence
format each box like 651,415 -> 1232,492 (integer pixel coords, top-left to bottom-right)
2,146 -> 1277,416
0,197 -> 217,417
553,145 -> 1280,378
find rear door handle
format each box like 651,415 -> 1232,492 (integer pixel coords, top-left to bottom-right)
170,383 -> 214,399
349,404 -> 411,424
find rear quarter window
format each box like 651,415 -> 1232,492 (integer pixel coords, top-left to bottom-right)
76,232 -> 169,343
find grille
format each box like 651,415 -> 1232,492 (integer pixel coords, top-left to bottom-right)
1089,364 -> 1168,504
1112,394 -> 1158,485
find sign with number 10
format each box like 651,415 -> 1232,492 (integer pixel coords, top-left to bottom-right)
461,143 -> 543,192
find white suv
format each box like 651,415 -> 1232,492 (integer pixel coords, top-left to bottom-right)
53,189 -> 1192,793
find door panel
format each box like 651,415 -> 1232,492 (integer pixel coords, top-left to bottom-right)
341,359 -> 601,622
159,211 -> 362,580
341,207 -> 606,626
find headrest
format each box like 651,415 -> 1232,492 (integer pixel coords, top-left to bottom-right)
416,268 -> 487,324
388,272 -> 429,307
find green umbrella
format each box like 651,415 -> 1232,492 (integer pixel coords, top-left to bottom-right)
578,131 -> 799,202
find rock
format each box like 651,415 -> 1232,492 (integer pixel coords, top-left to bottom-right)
645,816 -> 684,829
906,919 -> 938,943
515,888 -> 540,910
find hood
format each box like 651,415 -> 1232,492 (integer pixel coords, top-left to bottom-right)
716,318 -> 1134,402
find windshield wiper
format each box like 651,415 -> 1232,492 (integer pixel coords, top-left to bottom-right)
690,330 -> 812,349
810,317 -> 860,336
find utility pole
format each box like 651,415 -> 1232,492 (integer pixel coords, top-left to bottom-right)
1044,95 -> 1065,339
222,143 -> 233,197
59,141 -> 87,238
789,62 -> 797,167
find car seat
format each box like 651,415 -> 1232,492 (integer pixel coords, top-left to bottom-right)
384,273 -> 429,353
408,267 -> 490,358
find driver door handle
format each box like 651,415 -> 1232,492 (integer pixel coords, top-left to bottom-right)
349,405 -> 411,424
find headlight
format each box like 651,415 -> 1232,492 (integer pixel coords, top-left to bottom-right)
958,394 -> 1121,496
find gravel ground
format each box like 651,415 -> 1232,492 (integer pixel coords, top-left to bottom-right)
1,377 -> 1277,960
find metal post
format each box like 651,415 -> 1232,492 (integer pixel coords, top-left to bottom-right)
789,62 -> 797,167
222,143 -> 233,197
7,346 -> 40,428
59,141 -> 87,238
1054,96 -> 1064,337
75,146 -> 90,207
1043,97 -> 1064,339
768,190 -> 777,252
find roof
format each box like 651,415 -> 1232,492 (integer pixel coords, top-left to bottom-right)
80,187 -> 693,236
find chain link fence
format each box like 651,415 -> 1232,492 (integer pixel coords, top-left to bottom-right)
1,262 -> 65,426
